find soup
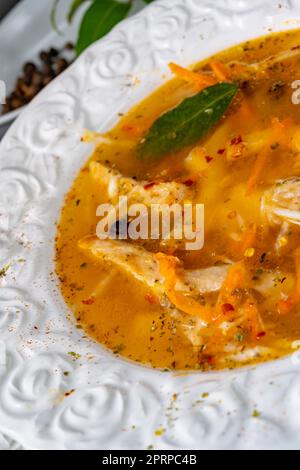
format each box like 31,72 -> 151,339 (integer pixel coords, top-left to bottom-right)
56,29 -> 300,371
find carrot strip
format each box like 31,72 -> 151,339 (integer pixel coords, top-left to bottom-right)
169,62 -> 216,90
209,60 -> 230,82
246,118 -> 292,195
155,253 -> 213,322
278,292 -> 300,315
214,262 -> 246,323
243,297 -> 266,340
214,261 -> 265,340
278,248 -> 300,314
157,253 -> 265,341
246,145 -> 270,196
239,96 -> 253,120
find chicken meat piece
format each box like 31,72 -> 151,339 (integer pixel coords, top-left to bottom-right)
79,236 -> 164,291
261,177 -> 300,227
90,161 -> 194,207
79,236 -> 228,299
79,236 -> 229,349
90,161 -> 197,251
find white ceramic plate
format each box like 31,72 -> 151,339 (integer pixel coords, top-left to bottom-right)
1,0 -> 300,451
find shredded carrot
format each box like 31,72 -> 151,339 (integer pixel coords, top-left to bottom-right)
214,262 -> 246,322
238,96 -> 253,120
246,118 -> 292,195
210,60 -> 230,82
169,62 -> 216,91
278,248 -> 300,314
246,144 -> 270,196
271,116 -> 293,137
157,253 -> 265,341
155,253 -> 213,322
278,292 -> 300,315
243,297 -> 265,340
214,262 -> 265,340
273,116 -> 294,148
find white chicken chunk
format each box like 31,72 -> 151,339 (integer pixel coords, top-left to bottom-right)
224,345 -> 274,363
261,178 -> 300,252
261,177 -> 300,227
90,161 -> 193,206
79,236 -> 230,349
90,161 -> 197,251
79,236 -> 164,290
79,236 -> 229,298
175,266 -> 229,296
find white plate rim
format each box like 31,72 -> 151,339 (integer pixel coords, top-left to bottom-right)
0,107 -> 24,127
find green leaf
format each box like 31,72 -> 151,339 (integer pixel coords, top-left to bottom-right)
76,0 -> 131,56
137,82 -> 238,160
68,0 -> 90,24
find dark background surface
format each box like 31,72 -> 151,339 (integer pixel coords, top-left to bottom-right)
0,0 -> 19,21
0,1 -> 23,140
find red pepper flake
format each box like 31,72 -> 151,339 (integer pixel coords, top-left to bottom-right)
256,331 -> 266,340
198,353 -> 214,368
183,179 -> 195,187
205,156 -> 213,163
227,210 -> 237,220
206,355 -> 214,365
217,148 -> 226,155
222,303 -> 235,314
123,124 -> 133,130
122,123 -> 136,132
145,293 -> 158,305
231,135 -> 243,145
82,297 -> 95,305
144,182 -> 157,190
